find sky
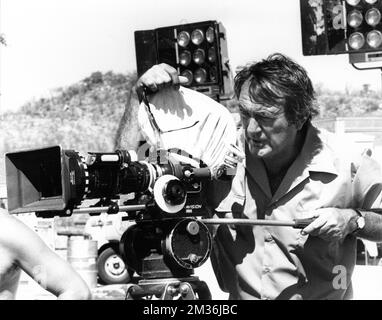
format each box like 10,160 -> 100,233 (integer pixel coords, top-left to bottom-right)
0,0 -> 381,113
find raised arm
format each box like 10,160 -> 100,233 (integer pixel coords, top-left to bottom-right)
135,63 -> 188,100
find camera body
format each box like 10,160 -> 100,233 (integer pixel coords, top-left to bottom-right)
5,145 -> 211,218
5,145 -> 215,277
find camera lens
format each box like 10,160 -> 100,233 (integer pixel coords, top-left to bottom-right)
164,180 -> 186,205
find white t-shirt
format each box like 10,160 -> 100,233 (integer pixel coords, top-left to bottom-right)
138,86 -> 238,176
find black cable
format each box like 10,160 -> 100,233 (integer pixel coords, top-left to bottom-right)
351,63 -> 382,71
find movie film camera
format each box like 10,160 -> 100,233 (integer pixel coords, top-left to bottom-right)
5,145 -> 222,299
5,145 -> 315,299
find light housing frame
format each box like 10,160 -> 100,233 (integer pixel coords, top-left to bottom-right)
134,20 -> 233,101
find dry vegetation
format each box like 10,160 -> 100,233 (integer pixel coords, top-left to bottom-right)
1,72 -> 381,183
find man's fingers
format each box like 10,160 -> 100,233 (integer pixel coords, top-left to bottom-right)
136,63 -> 176,89
137,74 -> 160,93
159,63 -> 181,86
178,76 -> 189,85
225,143 -> 245,162
223,155 -> 237,168
153,71 -> 172,85
145,81 -> 158,93
137,64 -> 189,97
302,215 -> 326,235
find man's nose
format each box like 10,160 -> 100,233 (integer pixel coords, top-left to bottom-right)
247,118 -> 262,135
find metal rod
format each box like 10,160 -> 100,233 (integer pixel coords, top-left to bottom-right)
201,218 -> 296,227
72,204 -> 146,215
69,208 -> 312,229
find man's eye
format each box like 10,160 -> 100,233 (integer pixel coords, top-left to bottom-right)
255,115 -> 272,123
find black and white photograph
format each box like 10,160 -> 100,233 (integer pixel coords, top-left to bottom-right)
1,0 -> 382,308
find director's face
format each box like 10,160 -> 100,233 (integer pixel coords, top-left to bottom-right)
238,81 -> 299,160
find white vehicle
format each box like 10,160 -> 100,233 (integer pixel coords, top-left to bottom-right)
84,212 -> 134,285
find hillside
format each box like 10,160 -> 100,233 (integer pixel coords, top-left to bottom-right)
0,71 -> 142,184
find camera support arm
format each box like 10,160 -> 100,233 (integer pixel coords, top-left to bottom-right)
202,217 -> 315,229
72,204 -> 314,229
72,204 -> 147,215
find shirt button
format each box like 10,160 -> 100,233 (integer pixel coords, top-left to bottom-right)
263,266 -> 271,273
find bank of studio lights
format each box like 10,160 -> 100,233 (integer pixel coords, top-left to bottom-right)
346,0 -> 382,51
176,26 -> 218,85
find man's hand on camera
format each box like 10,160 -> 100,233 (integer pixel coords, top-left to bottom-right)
301,208 -> 358,242
223,143 -> 245,168
135,63 -> 189,101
